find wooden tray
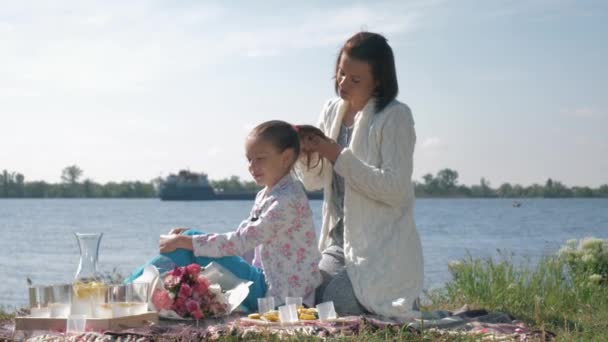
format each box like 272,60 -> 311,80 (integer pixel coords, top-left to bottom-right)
15,312 -> 158,332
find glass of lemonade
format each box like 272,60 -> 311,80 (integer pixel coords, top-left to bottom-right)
110,284 -> 130,317
129,283 -> 149,315
49,284 -> 72,318
91,286 -> 112,318
28,285 -> 51,318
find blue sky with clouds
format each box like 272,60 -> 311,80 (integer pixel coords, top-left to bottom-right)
1,0 -> 607,186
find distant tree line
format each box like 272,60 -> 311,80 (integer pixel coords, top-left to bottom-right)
0,166 -> 157,198
415,168 -> 608,198
1,166 -> 607,198
209,176 -> 261,193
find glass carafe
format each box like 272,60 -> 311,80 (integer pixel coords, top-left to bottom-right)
74,233 -> 103,282
72,233 -> 105,316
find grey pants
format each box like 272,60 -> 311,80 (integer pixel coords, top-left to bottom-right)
316,246 -> 368,316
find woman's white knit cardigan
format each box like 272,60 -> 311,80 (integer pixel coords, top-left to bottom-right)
296,97 -> 424,319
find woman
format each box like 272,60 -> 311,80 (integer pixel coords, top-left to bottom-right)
295,31 -> 423,319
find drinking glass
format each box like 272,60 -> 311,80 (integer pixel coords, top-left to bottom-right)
257,296 -> 275,314
278,304 -> 298,323
49,284 -> 72,318
316,301 -> 337,321
91,286 -> 112,318
129,283 -> 149,315
66,314 -> 87,334
28,285 -> 51,318
110,284 -> 130,317
285,296 -> 302,308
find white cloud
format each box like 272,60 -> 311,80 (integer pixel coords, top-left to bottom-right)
480,0 -> 600,21
573,108 -> 603,118
206,147 -> 221,158
0,1 -> 430,95
474,69 -> 527,82
562,107 -> 604,118
0,86 -> 40,98
0,1 -> 227,94
224,4 -> 422,57
420,137 -> 443,149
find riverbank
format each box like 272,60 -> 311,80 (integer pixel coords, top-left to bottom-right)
425,238 -> 608,340
3,238 -> 606,340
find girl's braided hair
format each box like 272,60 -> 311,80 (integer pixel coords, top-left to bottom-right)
294,124 -> 328,174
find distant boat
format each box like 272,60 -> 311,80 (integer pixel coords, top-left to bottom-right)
512,201 -> 522,207
159,170 -> 322,201
159,170 -> 216,201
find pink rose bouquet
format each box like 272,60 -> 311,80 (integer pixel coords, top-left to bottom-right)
151,263 -> 228,319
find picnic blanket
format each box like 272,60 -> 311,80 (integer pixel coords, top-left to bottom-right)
3,305 -> 555,341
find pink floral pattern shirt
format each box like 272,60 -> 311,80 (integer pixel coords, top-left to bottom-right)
193,174 -> 322,305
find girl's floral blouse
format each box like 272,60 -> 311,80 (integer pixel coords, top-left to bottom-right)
193,174 -> 322,305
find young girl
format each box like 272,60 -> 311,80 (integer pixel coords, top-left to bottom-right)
126,120 -> 322,311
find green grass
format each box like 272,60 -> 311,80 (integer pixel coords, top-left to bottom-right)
426,247 -> 608,341
210,324 -> 489,342
0,309 -> 14,321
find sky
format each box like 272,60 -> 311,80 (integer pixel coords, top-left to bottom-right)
1,0 -> 607,187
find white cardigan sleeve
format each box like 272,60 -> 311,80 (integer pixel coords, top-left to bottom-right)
294,100 -> 333,191
333,106 -> 416,208
192,199 -> 285,258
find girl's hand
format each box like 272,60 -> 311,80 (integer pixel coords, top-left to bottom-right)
168,227 -> 188,235
159,234 -> 189,253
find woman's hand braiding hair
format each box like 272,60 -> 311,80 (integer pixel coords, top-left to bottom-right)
294,125 -> 328,174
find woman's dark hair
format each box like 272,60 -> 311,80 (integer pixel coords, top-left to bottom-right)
250,120 -> 300,164
334,32 -> 398,113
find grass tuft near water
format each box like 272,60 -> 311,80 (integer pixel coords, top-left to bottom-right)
427,238 -> 608,341
0,308 -> 13,321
